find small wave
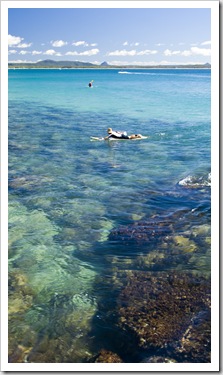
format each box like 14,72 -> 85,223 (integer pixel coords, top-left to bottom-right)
118,71 -> 210,78
178,173 -> 211,188
118,71 -> 155,75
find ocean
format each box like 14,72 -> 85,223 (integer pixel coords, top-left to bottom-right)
8,68 -> 211,364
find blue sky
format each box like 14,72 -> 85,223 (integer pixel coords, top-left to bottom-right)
8,7 -> 211,65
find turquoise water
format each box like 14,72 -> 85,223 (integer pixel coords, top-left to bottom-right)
8,69 -> 211,363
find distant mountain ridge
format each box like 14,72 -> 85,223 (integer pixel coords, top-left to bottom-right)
24,59 -> 95,67
8,59 -> 211,69
8,59 -> 96,68
100,61 -> 109,66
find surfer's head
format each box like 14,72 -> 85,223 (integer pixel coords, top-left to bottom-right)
107,128 -> 113,134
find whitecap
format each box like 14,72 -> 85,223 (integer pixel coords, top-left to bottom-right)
118,71 -> 155,75
118,71 -> 132,74
178,173 -> 211,188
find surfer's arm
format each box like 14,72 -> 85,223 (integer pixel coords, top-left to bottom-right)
104,134 -> 113,140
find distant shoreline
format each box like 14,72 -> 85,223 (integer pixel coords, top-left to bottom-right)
8,66 -> 211,70
8,59 -> 211,70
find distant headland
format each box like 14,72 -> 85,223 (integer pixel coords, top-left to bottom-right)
8,59 -> 211,69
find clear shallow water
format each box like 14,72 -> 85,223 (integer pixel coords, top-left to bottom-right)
8,69 -> 211,363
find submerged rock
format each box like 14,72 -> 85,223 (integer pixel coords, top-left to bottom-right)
8,343 -> 34,363
174,308 -> 211,362
178,173 -> 211,188
8,270 -> 34,314
141,356 -> 177,363
173,235 -> 197,253
116,271 -> 210,362
108,208 -> 210,273
93,349 -> 123,363
9,175 -> 53,191
109,217 -> 173,246
108,209 -> 201,248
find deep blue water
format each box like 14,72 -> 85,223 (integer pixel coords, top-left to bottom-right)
8,68 -> 211,363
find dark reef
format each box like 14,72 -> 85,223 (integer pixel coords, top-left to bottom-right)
91,270 -> 210,363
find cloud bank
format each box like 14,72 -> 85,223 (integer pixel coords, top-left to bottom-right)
66,48 -> 99,56
107,49 -> 158,56
8,34 -> 24,46
8,34 -> 211,64
51,40 -> 68,47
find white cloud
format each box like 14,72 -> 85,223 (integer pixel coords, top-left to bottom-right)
91,60 -> 100,65
9,59 -> 31,63
123,41 -> 140,47
44,49 -> 57,55
108,59 -> 210,67
201,40 -> 211,46
51,40 -> 67,47
137,49 -> 158,56
8,50 -> 17,55
17,43 -> 32,48
163,49 -> 181,56
181,50 -> 192,57
123,41 -> 139,47
68,40 -> 98,48
163,47 -> 211,58
181,47 -> 211,57
107,60 -> 165,66
163,49 -> 171,56
80,48 -> 99,56
107,49 -> 158,57
107,49 -> 137,56
106,60 -> 129,66
190,47 -> 211,56
66,48 -> 99,56
155,43 -> 165,46
159,60 -> 209,66
72,41 -> 87,47
32,50 -> 42,55
19,50 -> 30,55
8,34 -> 24,46
45,51 -> 62,56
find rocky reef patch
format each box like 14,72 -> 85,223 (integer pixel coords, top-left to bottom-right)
116,271 -> 210,351
91,270 -> 211,363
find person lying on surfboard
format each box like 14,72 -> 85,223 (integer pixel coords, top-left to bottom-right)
104,127 -> 143,140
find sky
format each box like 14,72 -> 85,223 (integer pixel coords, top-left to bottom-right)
8,6 -> 211,65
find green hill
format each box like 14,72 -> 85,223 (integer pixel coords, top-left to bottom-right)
8,59 -> 211,69
8,59 -> 98,69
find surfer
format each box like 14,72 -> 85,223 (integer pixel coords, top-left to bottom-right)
104,127 -> 143,140
88,80 -> 93,87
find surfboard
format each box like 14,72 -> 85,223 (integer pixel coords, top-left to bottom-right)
90,137 -> 104,141
90,136 -> 148,141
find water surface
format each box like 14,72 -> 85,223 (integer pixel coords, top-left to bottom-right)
8,68 -> 211,363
